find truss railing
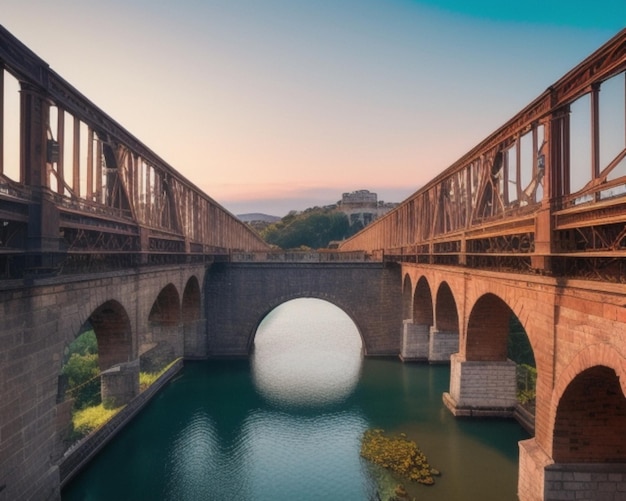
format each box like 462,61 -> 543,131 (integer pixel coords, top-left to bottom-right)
340,29 -> 626,282
0,25 -> 269,278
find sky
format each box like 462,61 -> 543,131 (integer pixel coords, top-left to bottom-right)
2,1 -> 624,216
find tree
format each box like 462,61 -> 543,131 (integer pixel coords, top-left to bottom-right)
261,209 -> 359,249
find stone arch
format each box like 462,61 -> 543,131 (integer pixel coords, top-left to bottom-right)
145,283 -> 182,368
182,276 -> 201,323
182,276 -> 204,357
248,293 -> 366,354
149,283 -> 181,326
413,276 -> 433,325
434,281 -> 459,333
466,293 -> 511,361
402,274 -> 413,320
89,299 -> 133,371
553,364 -> 626,463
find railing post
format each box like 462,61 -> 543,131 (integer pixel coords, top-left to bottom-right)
19,83 -> 63,273
532,115 -> 555,274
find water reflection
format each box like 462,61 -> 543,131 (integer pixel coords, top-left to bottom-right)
252,298 -> 362,409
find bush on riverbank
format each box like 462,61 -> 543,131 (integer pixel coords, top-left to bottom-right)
72,403 -> 123,439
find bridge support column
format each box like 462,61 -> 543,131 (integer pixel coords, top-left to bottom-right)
518,438 -> 551,501
428,327 -> 458,363
518,438 -> 626,501
400,320 -> 429,361
443,353 -> 517,416
184,318 -> 207,358
101,360 -> 140,408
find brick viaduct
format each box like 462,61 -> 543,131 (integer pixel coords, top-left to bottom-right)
0,260 -> 403,500
400,263 -> 626,501
6,257 -> 626,500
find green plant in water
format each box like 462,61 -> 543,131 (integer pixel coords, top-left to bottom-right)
360,429 -> 440,486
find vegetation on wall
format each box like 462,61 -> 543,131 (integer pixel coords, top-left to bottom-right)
508,316 -> 537,409
62,329 -> 101,410
260,208 -> 361,249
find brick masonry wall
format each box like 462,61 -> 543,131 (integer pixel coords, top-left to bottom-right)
204,262 -> 403,357
544,463 -> 626,501
0,264 -> 204,501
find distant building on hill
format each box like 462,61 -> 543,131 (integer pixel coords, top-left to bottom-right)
337,190 -> 397,228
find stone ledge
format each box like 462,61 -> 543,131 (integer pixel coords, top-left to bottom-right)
442,392 -> 515,418
59,359 -> 183,488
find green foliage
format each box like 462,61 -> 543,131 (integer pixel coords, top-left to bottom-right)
360,429 -> 440,486
506,316 -> 537,408
62,329 -> 100,410
507,316 -> 535,366
72,403 -> 123,439
517,363 -> 537,406
63,352 -> 101,409
261,208 -> 359,249
65,329 -> 98,362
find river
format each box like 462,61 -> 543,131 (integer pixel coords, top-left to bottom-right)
62,298 -> 528,500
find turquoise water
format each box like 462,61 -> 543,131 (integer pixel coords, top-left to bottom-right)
62,299 -> 528,500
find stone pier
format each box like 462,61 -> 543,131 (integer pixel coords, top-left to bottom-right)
443,353 -> 517,416
400,320 -> 430,361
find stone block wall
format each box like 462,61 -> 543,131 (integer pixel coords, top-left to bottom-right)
400,321 -> 429,361
0,264 -> 205,500
544,463 -> 626,501
205,262 -> 403,357
446,353 -> 517,414
428,328 -> 458,363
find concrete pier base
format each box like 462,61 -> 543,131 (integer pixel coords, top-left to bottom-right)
101,360 -> 140,408
428,327 -> 459,363
443,353 -> 517,416
400,320 -> 430,361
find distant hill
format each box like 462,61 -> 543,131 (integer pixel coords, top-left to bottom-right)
237,213 -> 281,223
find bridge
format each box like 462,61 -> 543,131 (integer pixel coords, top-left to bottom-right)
1,23 -> 626,501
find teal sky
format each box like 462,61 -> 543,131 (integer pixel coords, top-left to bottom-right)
2,1 -> 624,215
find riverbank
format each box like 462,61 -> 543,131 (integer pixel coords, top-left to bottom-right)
59,358 -> 183,488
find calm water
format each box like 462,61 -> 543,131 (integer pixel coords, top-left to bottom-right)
63,298 -> 528,500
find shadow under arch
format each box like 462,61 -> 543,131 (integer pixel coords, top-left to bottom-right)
413,276 -> 433,326
447,292 -> 536,432
553,365 -> 626,463
145,283 -> 182,368
466,292 -> 513,361
89,299 -> 133,371
434,281 -> 458,333
149,283 -> 181,326
402,274 -> 413,320
251,297 -> 363,410
182,275 -> 204,357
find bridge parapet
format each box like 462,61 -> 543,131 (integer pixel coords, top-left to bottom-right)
230,250 -> 382,263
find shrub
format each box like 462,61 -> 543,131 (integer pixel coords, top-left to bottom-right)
72,403 -> 123,439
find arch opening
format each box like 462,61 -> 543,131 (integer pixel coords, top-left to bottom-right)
251,298 -> 363,409
434,282 -> 458,332
57,300 -> 133,448
452,293 -> 536,425
553,365 -> 626,463
182,276 -> 204,358
402,274 -> 413,320
413,276 -> 433,326
144,283 -> 181,373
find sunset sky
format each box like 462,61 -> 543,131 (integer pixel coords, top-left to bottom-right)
3,1 -> 624,216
